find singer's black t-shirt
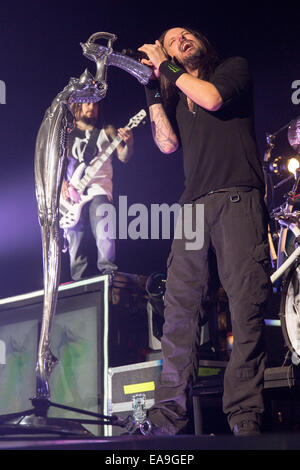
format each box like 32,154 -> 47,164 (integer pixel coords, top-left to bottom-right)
172,57 -> 265,204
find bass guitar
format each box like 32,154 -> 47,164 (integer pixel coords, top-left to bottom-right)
59,108 -> 146,230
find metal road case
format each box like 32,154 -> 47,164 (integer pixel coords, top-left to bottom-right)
106,359 -> 162,436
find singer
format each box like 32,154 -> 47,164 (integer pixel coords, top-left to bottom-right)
137,27 -> 272,437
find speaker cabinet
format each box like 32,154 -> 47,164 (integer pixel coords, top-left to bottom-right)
0,276 -> 108,435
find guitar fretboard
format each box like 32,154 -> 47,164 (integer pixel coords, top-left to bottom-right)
71,108 -> 146,195
76,135 -> 122,192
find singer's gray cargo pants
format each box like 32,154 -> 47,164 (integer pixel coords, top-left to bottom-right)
148,187 -> 272,433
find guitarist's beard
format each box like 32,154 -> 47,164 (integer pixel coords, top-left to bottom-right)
81,116 -> 97,126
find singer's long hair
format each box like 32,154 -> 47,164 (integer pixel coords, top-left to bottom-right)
158,27 -> 220,107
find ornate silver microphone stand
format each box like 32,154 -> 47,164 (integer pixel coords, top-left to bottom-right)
0,33 -> 152,437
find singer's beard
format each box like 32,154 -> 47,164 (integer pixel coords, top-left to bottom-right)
180,48 -> 203,72
81,116 -> 97,126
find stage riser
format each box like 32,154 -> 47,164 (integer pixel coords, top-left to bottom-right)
0,274 -> 149,436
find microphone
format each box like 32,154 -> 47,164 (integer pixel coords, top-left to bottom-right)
121,48 -> 149,61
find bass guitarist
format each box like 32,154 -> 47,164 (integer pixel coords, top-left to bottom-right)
61,101 -> 133,280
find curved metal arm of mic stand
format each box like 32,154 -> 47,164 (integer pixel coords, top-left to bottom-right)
80,32 -> 153,85
34,35 -> 116,401
34,75 -> 107,400
32,31 -> 151,432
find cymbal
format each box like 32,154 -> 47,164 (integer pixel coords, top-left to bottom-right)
288,116 -> 300,153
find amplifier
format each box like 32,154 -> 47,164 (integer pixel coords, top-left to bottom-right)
106,359 -> 162,436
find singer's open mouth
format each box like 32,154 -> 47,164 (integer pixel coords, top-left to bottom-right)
180,41 -> 193,53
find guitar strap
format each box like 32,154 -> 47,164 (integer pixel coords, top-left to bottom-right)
83,127 -> 101,165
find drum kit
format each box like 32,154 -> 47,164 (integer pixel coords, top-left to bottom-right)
264,115 -> 300,365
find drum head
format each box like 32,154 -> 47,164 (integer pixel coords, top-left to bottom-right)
281,265 -> 300,360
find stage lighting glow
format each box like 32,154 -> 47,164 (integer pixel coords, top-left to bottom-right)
287,157 -> 300,175
268,155 -> 300,177
226,319 -> 280,352
264,319 -> 281,327
226,332 -> 233,350
269,156 -> 283,175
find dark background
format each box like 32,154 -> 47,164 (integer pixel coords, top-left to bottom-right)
0,0 -> 299,299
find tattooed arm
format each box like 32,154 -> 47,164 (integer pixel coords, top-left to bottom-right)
149,103 -> 179,154
138,41 -> 179,154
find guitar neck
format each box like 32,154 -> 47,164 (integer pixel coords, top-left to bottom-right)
76,134 -> 123,192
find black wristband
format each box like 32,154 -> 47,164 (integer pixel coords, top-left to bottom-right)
144,81 -> 162,107
159,60 -> 186,84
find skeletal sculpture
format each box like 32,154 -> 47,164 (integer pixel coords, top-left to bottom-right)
34,32 -> 152,399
